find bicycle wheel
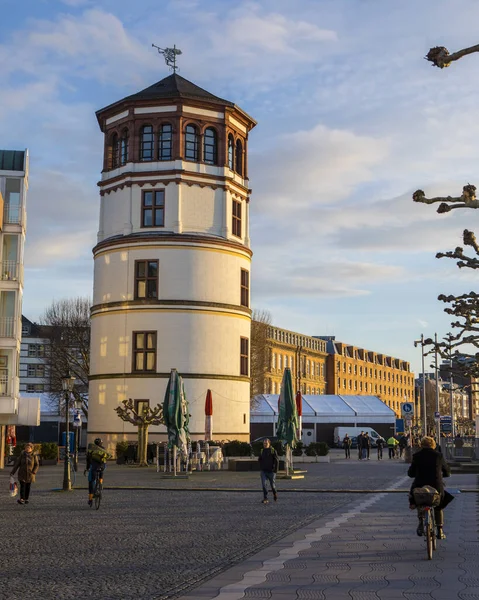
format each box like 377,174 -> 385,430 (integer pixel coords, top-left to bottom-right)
431,511 -> 437,551
425,512 -> 433,560
70,460 -> 76,487
94,481 -> 102,510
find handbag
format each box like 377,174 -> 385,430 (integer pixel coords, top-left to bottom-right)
9,476 -> 18,498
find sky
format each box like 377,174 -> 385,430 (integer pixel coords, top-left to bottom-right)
2,0 -> 479,375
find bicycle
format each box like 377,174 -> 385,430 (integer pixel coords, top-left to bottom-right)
91,468 -> 103,510
413,487 -> 440,560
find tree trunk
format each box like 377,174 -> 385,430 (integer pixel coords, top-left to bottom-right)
138,424 -> 149,467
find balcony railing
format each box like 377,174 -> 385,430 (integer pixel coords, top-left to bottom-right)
3,204 -> 23,225
0,317 -> 15,338
0,373 -> 9,397
1,261 -> 22,283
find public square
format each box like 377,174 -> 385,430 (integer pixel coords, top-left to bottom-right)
1,452 -> 478,600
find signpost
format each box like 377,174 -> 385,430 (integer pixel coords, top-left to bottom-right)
440,415 -> 452,434
401,402 -> 414,417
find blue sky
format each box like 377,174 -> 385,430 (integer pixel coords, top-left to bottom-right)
2,0 -> 479,374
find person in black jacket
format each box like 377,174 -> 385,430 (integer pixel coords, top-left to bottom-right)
342,434 -> 352,459
408,436 -> 452,539
376,437 -> 385,460
258,439 -> 279,504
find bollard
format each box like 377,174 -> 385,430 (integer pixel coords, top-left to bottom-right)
404,446 -> 413,464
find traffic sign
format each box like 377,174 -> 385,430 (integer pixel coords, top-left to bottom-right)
72,411 -> 82,428
434,411 -> 440,419
406,419 -> 412,427
401,402 -> 414,417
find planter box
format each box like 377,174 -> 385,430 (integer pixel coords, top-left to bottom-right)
317,455 -> 330,463
40,459 -> 58,466
228,458 -> 286,472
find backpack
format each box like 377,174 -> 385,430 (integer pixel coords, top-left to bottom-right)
90,446 -> 108,464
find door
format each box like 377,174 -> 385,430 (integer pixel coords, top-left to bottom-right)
302,426 -> 316,445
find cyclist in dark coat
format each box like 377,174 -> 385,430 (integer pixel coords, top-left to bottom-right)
408,436 -> 452,539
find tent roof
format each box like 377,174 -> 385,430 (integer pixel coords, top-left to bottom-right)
251,394 -> 395,417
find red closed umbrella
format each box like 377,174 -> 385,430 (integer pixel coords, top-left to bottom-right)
296,391 -> 303,440
205,389 -> 213,441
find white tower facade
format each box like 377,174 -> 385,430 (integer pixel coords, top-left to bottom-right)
89,75 -> 256,448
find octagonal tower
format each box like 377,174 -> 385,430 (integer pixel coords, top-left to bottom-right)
88,74 -> 256,449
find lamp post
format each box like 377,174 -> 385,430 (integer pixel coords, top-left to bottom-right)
62,371 -> 76,491
414,334 -> 427,436
73,397 -> 82,472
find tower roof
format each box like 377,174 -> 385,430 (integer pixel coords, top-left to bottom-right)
124,73 -> 235,107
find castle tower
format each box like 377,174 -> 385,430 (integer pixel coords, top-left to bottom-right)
89,74 -> 256,448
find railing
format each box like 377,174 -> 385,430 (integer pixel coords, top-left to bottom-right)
0,373 -> 9,396
0,317 -> 15,338
3,204 -> 23,225
1,260 -> 21,282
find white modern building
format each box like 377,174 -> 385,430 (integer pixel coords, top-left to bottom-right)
0,150 -> 40,466
88,74 -> 256,449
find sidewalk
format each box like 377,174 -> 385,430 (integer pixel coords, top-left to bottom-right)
178,474 -> 479,600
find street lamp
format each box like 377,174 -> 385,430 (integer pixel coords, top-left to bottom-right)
73,396 -> 83,473
62,371 -> 76,491
414,334 -> 427,436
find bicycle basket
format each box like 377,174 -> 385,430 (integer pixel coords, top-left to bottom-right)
413,486 -> 440,507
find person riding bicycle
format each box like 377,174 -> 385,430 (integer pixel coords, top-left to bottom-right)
408,436 -> 452,540
84,438 -> 110,507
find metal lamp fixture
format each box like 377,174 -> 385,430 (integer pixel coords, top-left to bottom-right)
414,335 -> 428,436
62,371 -> 76,491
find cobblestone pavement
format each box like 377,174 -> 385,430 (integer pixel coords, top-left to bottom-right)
179,474 -> 479,600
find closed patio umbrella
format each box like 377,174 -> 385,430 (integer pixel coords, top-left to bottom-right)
296,391 -> 303,442
205,389 -> 213,441
163,368 -> 190,475
276,367 -> 299,475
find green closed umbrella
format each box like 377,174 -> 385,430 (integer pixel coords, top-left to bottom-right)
276,367 -> 299,475
163,368 -> 190,475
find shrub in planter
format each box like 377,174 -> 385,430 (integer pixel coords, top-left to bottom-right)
222,440 -> 253,457
116,441 -> 129,458
292,441 -> 304,457
306,442 -> 330,456
272,441 -> 284,456
41,442 -> 58,460
304,444 -> 317,457
12,443 -> 41,457
317,441 -> 329,456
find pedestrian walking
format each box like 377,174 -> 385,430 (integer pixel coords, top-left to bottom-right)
376,436 -> 385,460
342,434 -> 352,459
454,433 -> 464,457
398,434 -> 408,458
387,435 -> 399,459
258,439 -> 278,504
357,431 -> 364,460
10,442 -> 39,505
363,432 -> 371,460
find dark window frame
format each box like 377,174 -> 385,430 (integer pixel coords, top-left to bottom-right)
235,139 -> 243,175
134,259 -> 159,300
203,127 -> 217,165
120,129 -> 129,165
141,190 -> 165,228
140,124 -> 154,161
228,134 -> 234,169
132,331 -> 157,373
232,199 -> 242,238
159,123 -> 173,161
111,133 -> 119,169
185,124 -> 199,161
240,269 -> 249,307
240,337 -> 249,376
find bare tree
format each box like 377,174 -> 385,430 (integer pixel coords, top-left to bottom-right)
40,297 -> 91,416
250,309 -> 272,404
114,399 -> 164,466
413,43 -> 479,376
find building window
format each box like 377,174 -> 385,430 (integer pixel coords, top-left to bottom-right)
240,337 -> 249,376
240,269 -> 249,307
26,384 -> 44,393
272,353 -> 276,369
28,344 -> 45,358
348,364 -> 352,374
235,139 -> 243,175
140,125 -> 154,161
278,355 -> 282,371
135,260 -> 158,299
132,331 -> 157,372
337,378 -> 341,389
22,323 -> 30,335
159,124 -> 173,160
27,364 -> 44,378
142,190 -> 165,227
228,134 -> 234,169
111,133 -> 119,168
204,127 -> 217,165
120,129 -> 129,165
232,200 -> 242,237
185,124 -> 199,161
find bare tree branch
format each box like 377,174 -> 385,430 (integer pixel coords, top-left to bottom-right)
426,44 -> 479,69
250,309 -> 272,403
413,185 -> 479,213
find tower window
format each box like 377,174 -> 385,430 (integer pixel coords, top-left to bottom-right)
185,124 -> 199,161
228,134 -> 234,169
120,129 -> 129,165
140,125 -> 154,161
111,134 -> 119,169
235,139 -> 243,175
159,124 -> 172,161
232,199 -> 242,238
240,337 -> 249,376
132,331 -> 157,372
240,269 -> 249,307
135,260 -> 159,299
142,190 -> 165,228
204,127 -> 217,165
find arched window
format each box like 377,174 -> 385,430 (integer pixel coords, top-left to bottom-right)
120,129 -> 129,165
203,127 -> 217,165
140,125 -> 154,161
159,124 -> 172,160
184,124 -> 199,161
235,139 -> 243,175
111,133 -> 119,169
228,134 -> 234,169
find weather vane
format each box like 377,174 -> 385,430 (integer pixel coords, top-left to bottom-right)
152,43 -> 182,73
